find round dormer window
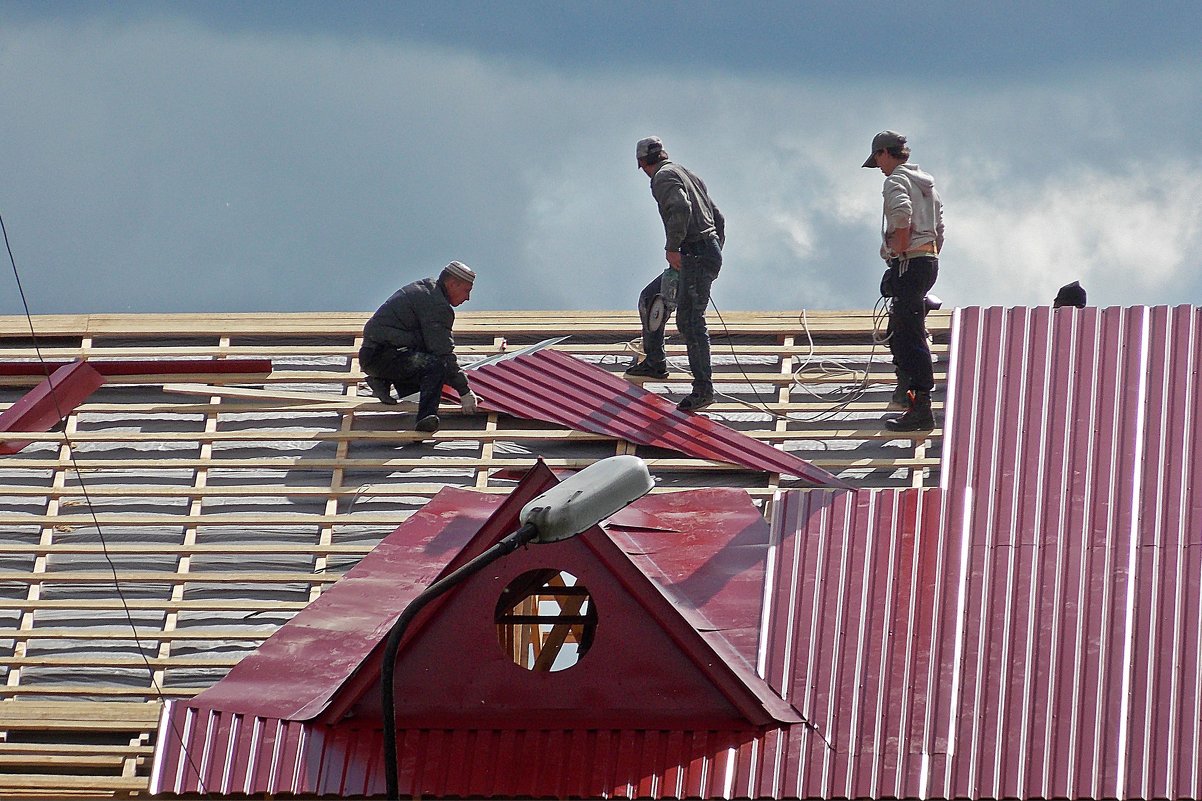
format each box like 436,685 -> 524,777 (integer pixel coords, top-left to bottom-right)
494,569 -> 596,672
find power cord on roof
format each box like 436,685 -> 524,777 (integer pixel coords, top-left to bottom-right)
684,295 -> 892,424
0,211 -> 208,792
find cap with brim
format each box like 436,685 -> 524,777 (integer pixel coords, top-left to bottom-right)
636,136 -> 664,163
862,130 -> 907,168
443,260 -> 476,284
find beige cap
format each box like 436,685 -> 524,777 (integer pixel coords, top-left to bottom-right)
442,260 -> 476,284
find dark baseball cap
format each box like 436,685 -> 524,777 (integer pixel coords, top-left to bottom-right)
862,130 -> 907,168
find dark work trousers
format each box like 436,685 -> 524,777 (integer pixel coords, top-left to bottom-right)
887,256 -> 938,393
637,271 -> 675,368
677,235 -> 723,395
358,342 -> 448,420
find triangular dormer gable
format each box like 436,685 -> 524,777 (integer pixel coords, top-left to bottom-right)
185,462 -> 799,731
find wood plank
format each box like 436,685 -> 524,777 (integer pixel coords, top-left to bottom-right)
3,629 -> 275,641
0,309 -> 950,338
161,383 -> 379,405
0,425 -> 941,445
0,774 -> 149,791
0,455 -> 889,471
0,599 -> 307,612
0,341 -> 948,361
0,685 -> 193,698
0,656 -> 245,668
0,701 -> 161,728
0,570 -> 346,583
0,543 -> 374,555
0,743 -> 154,756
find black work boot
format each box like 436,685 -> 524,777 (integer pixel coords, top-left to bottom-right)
677,390 -> 715,413
415,414 -> 440,433
625,359 -> 670,380
886,390 -> 935,432
366,376 -> 397,405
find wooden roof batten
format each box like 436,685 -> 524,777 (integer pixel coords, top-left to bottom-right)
0,309 -> 947,798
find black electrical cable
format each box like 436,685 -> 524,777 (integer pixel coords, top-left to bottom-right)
1,211 -> 207,792
703,295 -> 889,424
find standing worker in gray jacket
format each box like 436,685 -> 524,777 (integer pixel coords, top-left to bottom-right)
626,136 -> 725,412
863,130 -> 944,431
359,261 -> 481,433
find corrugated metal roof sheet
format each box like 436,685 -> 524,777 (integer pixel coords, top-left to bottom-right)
467,348 -> 850,488
933,304 -> 1202,799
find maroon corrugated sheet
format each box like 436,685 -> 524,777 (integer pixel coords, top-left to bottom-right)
0,358 -> 272,376
468,349 -> 850,488
932,305 -> 1202,798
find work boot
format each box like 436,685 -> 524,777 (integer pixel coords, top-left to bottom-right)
415,414 -> 440,433
677,391 -> 715,413
625,359 -> 670,380
885,390 -> 935,432
365,376 -> 397,405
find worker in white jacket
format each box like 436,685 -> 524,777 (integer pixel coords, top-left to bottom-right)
863,130 -> 945,432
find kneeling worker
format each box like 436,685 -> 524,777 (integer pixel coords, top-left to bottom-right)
359,261 -> 481,433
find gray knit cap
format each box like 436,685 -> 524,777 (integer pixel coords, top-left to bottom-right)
442,260 -> 476,284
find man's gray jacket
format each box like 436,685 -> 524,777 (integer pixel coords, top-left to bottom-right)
362,277 -> 470,394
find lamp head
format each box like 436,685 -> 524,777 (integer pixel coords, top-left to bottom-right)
519,455 -> 654,543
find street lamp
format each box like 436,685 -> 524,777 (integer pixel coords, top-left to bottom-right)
381,455 -> 654,797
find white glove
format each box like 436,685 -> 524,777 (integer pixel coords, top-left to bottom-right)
460,391 -> 479,415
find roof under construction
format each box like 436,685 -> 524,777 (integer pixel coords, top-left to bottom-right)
4,305 -> 1197,799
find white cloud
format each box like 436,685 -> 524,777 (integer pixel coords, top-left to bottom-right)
946,166 -> 1202,306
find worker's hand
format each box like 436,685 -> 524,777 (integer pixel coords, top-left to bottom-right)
665,250 -> 682,270
460,391 -> 479,415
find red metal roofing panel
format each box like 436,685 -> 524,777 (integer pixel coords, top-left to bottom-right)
468,348 -> 850,488
152,703 -> 757,799
0,360 -> 104,454
933,305 -> 1202,799
753,488 -> 952,800
606,486 -> 772,664
179,485 -> 514,722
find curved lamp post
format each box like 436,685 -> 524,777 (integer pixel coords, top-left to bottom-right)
381,455 -> 654,797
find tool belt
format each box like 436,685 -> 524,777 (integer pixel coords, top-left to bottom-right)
902,241 -> 939,259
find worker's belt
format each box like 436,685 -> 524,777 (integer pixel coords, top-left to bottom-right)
901,242 -> 939,258
680,234 -> 719,254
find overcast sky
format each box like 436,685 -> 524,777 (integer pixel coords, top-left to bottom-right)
2,1 -> 1201,316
